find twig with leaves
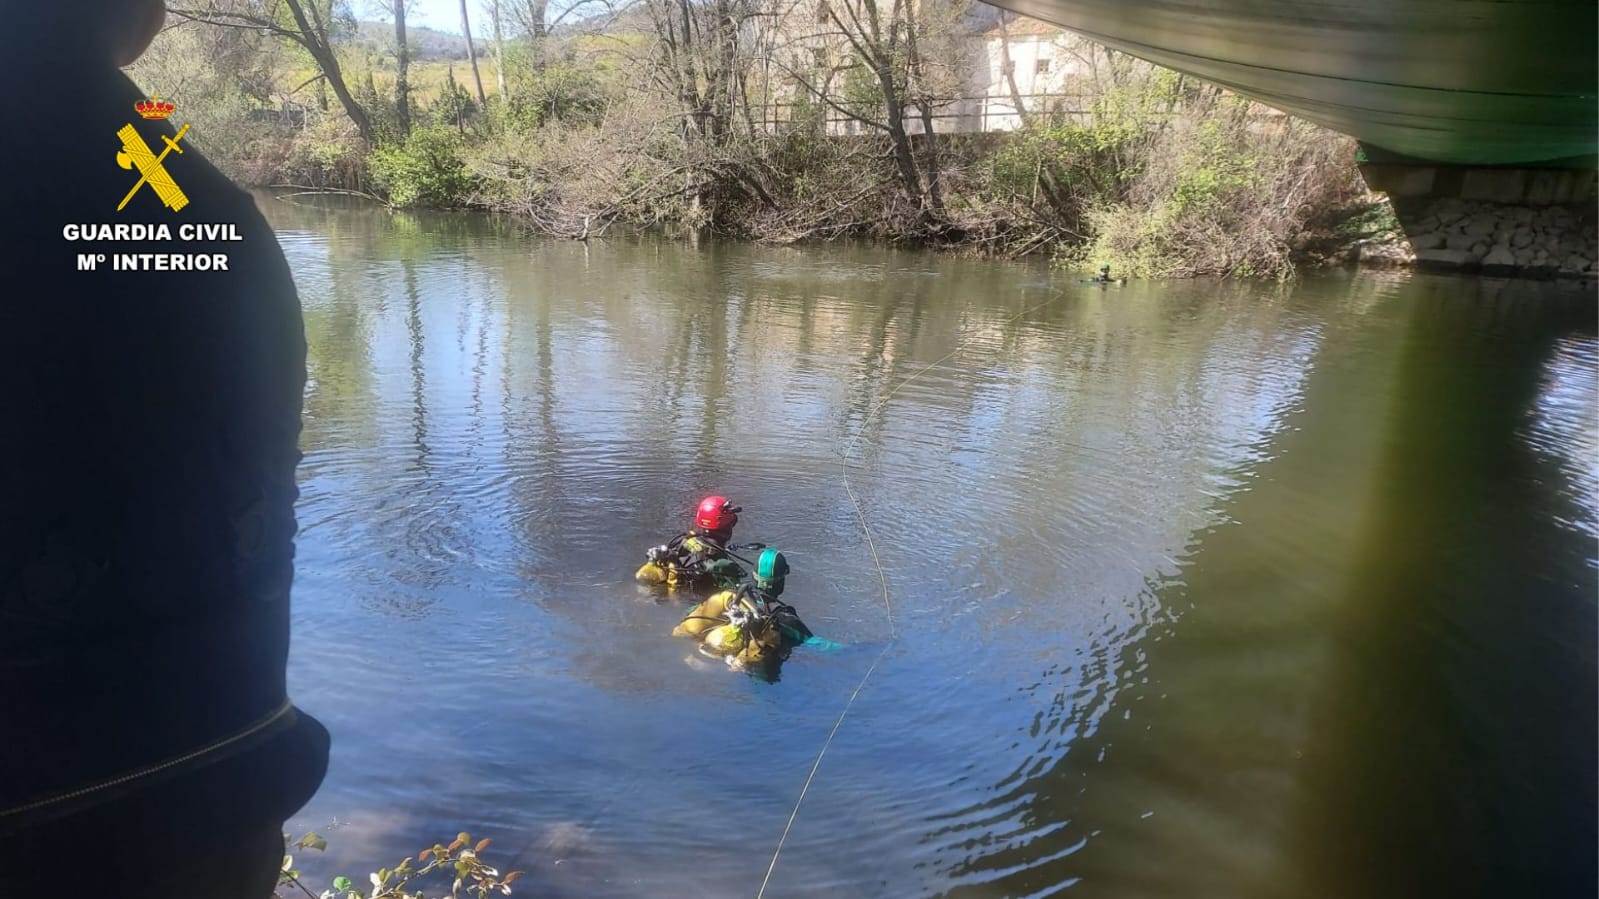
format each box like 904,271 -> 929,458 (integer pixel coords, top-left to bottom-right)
279,831 -> 525,899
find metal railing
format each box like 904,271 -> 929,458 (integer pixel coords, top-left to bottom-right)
750,93 -> 1290,134
750,94 -> 1097,134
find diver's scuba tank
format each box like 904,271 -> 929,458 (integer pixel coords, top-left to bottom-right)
673,590 -> 736,639
634,563 -> 667,584
703,594 -> 786,668
702,593 -> 756,655
638,536 -> 745,589
635,544 -> 672,585
703,621 -> 748,656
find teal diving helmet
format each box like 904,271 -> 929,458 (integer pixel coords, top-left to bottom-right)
754,548 -> 789,596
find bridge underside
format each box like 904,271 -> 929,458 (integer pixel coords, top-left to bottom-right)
983,0 -> 1597,166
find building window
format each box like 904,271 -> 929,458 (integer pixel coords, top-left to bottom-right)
1036,58 -> 1051,75
813,47 -> 828,68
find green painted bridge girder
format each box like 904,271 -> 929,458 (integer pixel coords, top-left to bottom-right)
982,0 -> 1598,166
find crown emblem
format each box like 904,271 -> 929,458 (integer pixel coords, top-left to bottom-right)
135,95 -> 176,120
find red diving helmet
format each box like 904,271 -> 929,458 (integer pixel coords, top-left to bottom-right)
694,495 -> 740,533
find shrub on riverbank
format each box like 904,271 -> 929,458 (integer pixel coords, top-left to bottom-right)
1065,91 -> 1366,279
370,124 -> 476,208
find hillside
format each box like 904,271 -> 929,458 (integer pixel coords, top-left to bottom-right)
351,20 -> 472,61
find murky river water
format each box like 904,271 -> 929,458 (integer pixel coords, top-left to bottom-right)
266,195 -> 1597,899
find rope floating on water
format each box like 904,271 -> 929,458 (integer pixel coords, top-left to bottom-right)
756,287 -> 1064,898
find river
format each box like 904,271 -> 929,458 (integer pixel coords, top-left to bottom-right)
266,194 -> 1597,899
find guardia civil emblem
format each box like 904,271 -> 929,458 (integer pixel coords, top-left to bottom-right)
116,95 -> 191,212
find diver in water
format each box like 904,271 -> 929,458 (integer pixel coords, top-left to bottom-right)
674,549 -> 829,678
636,495 -> 744,591
1091,263 -> 1125,284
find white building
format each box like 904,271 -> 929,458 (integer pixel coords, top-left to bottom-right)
964,15 -> 1090,131
749,2 -> 1115,136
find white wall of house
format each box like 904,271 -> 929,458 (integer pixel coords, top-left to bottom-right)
972,31 -> 1088,131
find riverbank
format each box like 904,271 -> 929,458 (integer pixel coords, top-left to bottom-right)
202,68 -> 1594,282
254,168 -> 1592,284
243,119 -> 1599,282
132,1 -> 1596,283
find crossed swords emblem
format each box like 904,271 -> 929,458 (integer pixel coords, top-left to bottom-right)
116,122 -> 190,212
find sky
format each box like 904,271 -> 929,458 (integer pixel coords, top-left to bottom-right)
364,0 -> 482,35
371,0 -> 602,37
407,0 -> 470,33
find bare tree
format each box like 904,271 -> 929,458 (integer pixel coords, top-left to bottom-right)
902,0 -> 945,210
995,11 -> 1074,218
394,0 -> 411,135
639,0 -> 711,214
820,0 -> 931,213
485,0 -> 509,98
508,0 -> 616,72
510,0 -> 550,69
461,0 -> 489,106
621,0 -> 775,220
169,0 -> 374,142
995,12 -> 1025,124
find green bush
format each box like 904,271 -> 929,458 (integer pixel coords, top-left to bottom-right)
353,65 -> 406,144
517,64 -> 610,128
368,125 -> 476,208
1167,116 -> 1261,218
986,120 -> 1145,208
427,80 -> 479,132
1071,110 -> 1361,279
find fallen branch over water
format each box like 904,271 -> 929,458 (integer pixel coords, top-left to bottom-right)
270,184 -> 393,208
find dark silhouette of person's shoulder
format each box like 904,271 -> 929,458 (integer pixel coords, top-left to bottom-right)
6,52 -> 286,277
0,51 -> 306,627
0,30 -> 328,891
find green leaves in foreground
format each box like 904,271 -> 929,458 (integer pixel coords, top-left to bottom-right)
278,830 -> 524,899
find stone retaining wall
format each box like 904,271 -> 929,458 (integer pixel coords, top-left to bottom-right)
1395,198 -> 1597,278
